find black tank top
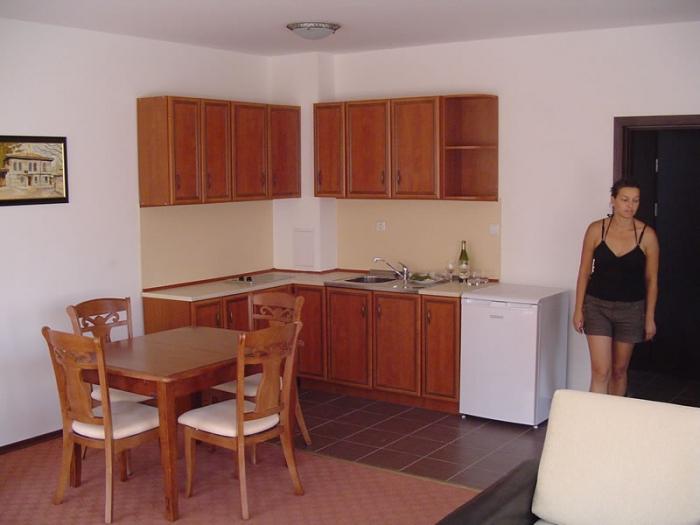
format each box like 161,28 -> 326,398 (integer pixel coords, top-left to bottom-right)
586,218 -> 647,302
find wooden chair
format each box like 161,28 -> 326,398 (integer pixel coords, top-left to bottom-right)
66,297 -> 151,404
42,327 -> 160,523
178,322 -> 305,520
212,292 -> 312,446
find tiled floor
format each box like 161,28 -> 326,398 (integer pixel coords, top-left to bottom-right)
294,390 -> 546,490
294,372 -> 700,491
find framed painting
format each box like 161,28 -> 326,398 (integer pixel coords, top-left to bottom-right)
0,136 -> 68,206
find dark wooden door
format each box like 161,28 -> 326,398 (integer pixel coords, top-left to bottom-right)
314,103 -> 345,196
224,294 -> 250,331
373,293 -> 420,395
191,299 -> 222,328
268,105 -> 300,198
422,296 -> 460,400
327,288 -> 372,387
295,285 -> 326,379
170,97 -> 201,204
232,103 -> 267,200
392,97 -> 439,198
346,100 -> 390,198
201,100 -> 231,203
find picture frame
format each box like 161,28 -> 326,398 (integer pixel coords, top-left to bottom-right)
0,136 -> 68,206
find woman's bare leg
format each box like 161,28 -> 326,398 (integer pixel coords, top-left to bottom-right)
609,340 -> 635,396
587,335 -> 613,393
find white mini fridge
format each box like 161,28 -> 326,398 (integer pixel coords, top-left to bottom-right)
459,283 -> 568,426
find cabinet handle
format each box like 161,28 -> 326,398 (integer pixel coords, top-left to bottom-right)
427,309 -> 432,324
376,304 -> 382,318
228,311 -> 233,324
380,170 -> 385,185
361,304 -> 366,317
397,170 -> 401,185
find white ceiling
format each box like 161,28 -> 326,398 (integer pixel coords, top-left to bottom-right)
2,0 -> 700,56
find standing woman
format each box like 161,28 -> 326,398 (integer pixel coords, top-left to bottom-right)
573,179 -> 659,395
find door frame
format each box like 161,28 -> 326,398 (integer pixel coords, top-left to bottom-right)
613,114 -> 700,180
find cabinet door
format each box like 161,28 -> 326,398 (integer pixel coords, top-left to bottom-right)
169,97 -> 201,204
295,285 -> 326,379
374,293 -> 421,395
346,100 -> 390,198
392,97 -> 439,198
201,99 -> 231,203
268,105 -> 300,198
314,103 -> 345,197
327,288 -> 372,387
232,103 -> 268,200
224,294 -> 250,331
422,296 -> 460,400
191,298 -> 223,328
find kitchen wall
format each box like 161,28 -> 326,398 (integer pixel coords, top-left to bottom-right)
326,21 -> 700,389
0,18 -> 269,445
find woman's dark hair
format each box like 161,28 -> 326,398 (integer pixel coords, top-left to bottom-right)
610,178 -> 641,197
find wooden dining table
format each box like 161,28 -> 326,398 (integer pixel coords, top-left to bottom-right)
101,326 -> 243,521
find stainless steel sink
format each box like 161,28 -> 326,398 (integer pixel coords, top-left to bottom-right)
344,275 -> 395,284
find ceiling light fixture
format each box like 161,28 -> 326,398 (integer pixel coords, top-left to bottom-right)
286,22 -> 341,40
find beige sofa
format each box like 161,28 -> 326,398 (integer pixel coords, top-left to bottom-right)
438,389 -> 700,525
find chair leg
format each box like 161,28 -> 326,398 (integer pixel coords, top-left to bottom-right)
54,436 -> 74,505
70,442 -> 82,487
119,451 -> 128,482
295,399 -> 312,446
237,441 -> 249,520
184,427 -> 196,498
280,428 -> 304,496
248,443 -> 257,465
105,444 -> 114,524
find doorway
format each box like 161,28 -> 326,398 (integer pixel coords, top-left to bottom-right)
614,115 -> 700,384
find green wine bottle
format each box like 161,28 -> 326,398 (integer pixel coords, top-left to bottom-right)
458,240 -> 469,266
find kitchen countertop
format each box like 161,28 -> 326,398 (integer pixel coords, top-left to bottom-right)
141,270 -> 486,302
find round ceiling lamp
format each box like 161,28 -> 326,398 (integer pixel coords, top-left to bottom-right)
286,22 -> 341,40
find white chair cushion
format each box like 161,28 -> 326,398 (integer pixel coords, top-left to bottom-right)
91,386 -> 152,404
72,401 -> 159,440
532,389 -> 700,525
212,373 -> 263,397
178,399 -> 279,438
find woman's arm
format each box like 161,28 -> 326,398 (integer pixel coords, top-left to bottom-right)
642,226 -> 659,340
573,222 -> 599,333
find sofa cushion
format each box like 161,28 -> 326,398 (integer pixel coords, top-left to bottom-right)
532,389 -> 700,525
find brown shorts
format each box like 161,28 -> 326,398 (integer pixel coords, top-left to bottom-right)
583,294 -> 645,343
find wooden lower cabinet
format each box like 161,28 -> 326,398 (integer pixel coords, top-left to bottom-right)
326,288 -> 372,388
422,295 -> 460,401
373,292 -> 420,395
191,298 -> 223,328
224,294 -> 250,331
294,285 -> 326,379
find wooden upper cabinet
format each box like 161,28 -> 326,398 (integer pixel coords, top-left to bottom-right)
268,105 -> 300,198
201,100 -> 231,203
232,102 -> 268,200
314,103 -> 345,197
373,293 -> 421,395
170,98 -> 202,204
346,100 -> 391,198
391,97 -> 439,198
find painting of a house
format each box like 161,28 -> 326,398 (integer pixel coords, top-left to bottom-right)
0,136 -> 67,205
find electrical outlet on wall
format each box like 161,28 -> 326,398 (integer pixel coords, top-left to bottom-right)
376,221 -> 387,232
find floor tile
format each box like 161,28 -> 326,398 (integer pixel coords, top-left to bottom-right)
372,416 -> 430,434
449,466 -> 506,490
312,420 -> 364,439
299,390 -> 343,403
432,415 -> 487,433
472,451 -> 530,472
399,407 -> 448,423
345,428 -> 403,448
357,449 -> 422,470
294,433 -> 337,451
317,440 -> 377,461
428,442 -> 490,465
303,403 -> 351,420
298,414 -> 328,431
386,435 -> 446,456
402,458 -> 466,481
336,409 -> 390,427
497,436 -> 544,458
327,395 -> 376,410
361,401 -> 412,417
411,423 -> 466,443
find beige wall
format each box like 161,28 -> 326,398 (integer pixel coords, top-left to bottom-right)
140,201 -> 273,288
337,200 -> 501,278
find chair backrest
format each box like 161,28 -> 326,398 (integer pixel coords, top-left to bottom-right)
250,292 -> 304,329
66,297 -> 133,343
235,321 -> 302,433
42,327 -> 113,433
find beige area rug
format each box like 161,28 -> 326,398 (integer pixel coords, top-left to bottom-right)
0,438 -> 477,524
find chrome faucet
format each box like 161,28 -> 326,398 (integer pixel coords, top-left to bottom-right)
373,257 -> 410,282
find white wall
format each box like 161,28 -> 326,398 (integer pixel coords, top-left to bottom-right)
0,18 -> 268,445
327,21 -> 700,389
